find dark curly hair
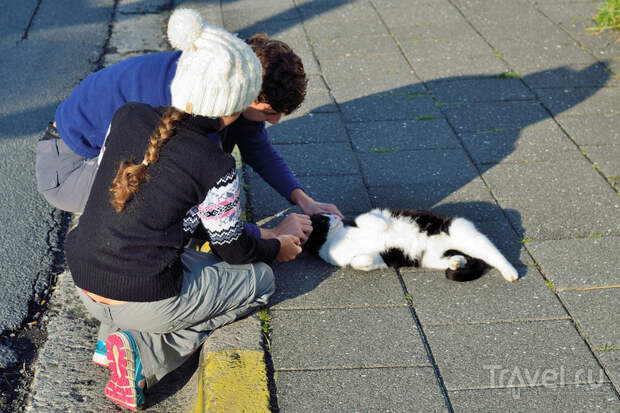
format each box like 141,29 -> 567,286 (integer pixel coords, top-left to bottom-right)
245,33 -> 307,115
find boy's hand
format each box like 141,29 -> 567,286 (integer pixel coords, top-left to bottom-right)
290,188 -> 344,219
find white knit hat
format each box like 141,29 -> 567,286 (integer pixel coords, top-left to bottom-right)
167,8 -> 262,117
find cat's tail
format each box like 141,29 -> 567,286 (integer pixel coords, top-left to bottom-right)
447,218 -> 519,282
444,251 -> 489,282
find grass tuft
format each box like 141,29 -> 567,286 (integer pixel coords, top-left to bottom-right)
591,0 -> 620,33
258,309 -> 273,352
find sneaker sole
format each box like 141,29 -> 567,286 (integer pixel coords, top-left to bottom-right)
105,333 -> 141,411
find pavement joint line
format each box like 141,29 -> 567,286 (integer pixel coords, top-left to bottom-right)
394,268 -> 456,412
421,316 -> 573,327
275,363 -> 434,372
20,0 -> 42,41
446,380 -> 612,392
557,285 -> 620,292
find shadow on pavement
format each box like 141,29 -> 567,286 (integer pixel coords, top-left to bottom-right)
254,62 -> 610,301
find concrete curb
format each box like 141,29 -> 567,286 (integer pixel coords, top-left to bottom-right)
191,315 -> 271,412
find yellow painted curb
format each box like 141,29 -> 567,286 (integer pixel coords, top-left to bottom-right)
191,350 -> 270,413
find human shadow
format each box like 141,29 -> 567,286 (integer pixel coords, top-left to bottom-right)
248,62 -> 609,302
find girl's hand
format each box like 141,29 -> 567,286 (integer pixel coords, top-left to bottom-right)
276,234 -> 302,262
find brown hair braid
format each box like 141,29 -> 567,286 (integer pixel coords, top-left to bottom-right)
109,107 -> 187,212
245,33 -> 307,115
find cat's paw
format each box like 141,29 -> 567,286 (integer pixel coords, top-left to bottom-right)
501,265 -> 519,282
448,255 -> 467,270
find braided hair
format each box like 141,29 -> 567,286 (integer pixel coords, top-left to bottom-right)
109,107 -> 187,212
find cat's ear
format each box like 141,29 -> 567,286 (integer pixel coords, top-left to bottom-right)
355,211 -> 389,232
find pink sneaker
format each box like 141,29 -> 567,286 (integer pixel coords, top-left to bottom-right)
104,332 -> 145,411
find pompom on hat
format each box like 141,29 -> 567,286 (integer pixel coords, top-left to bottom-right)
167,8 -> 262,117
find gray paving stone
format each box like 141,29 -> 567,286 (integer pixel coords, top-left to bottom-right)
464,8 -> 569,44
347,118 -> 460,152
232,17 -> 304,42
311,33 -> 401,61
339,92 -> 441,122
429,78 -> 534,103
448,385 -> 620,413
431,201 -> 513,227
295,90 -> 337,114
560,289 -> 620,349
0,0 -> 37,45
297,0 -> 378,24
366,174 -> 492,205
400,37 -> 496,63
321,54 -> 422,101
402,267 -> 566,325
583,144 -> 620,181
460,120 -> 580,165
442,101 -> 549,133
271,307 -> 429,369
358,149 -> 478,186
270,257 -> 406,309
377,0 -> 464,28
501,44 -> 597,72
425,320 -> 605,390
556,114 -> 620,145
247,172 -> 370,218
221,0 -> 295,11
597,350 -> 620,391
482,158 -> 610,200
266,113 -> 347,144
535,87 -> 620,117
222,5 -> 300,33
529,236 -> 620,289
488,28 -> 578,50
303,14 -> 389,40
520,63 -> 618,88
109,13 -> 168,54
391,20 -> 482,42
271,142 -> 358,176
501,192 -> 620,241
306,74 -> 330,93
276,367 -> 449,413
413,57 -> 511,83
117,0 -> 171,14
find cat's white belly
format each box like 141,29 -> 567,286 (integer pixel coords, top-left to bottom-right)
318,227 -> 386,267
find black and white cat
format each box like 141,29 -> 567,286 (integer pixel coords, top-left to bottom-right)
304,208 -> 519,282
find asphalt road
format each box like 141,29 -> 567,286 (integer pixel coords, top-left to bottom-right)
0,0 -> 114,397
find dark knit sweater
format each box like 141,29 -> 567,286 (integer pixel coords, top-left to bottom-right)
65,102 -> 280,302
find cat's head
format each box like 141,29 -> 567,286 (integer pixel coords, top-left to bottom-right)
304,214 -> 343,255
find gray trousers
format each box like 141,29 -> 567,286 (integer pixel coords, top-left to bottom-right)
76,249 -> 275,388
35,124 -> 98,213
